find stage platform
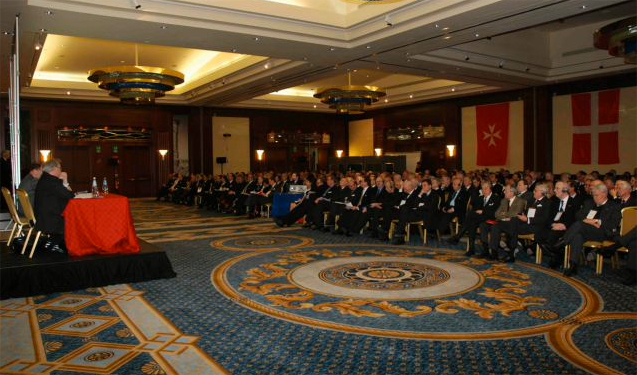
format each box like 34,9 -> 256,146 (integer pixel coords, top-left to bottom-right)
0,239 -> 176,299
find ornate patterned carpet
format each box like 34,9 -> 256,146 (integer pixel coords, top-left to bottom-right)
1,199 -> 635,375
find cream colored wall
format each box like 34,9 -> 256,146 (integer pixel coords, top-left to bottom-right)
348,119 -> 374,156
553,87 -> 637,173
212,116 -> 250,175
461,100 -> 524,171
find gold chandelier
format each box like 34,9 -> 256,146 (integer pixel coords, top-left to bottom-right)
88,66 -> 184,105
593,17 -> 636,64
314,72 -> 386,114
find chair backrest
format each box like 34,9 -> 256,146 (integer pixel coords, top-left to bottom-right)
16,189 -> 36,226
1,187 -> 26,225
620,206 -> 637,237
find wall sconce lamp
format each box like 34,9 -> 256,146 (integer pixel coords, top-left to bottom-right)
336,150 -> 344,158
446,145 -> 456,157
39,150 -> 51,162
158,149 -> 168,160
374,148 -> 382,157
256,149 -> 265,161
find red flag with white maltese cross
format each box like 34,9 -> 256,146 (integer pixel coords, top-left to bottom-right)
476,103 -> 510,166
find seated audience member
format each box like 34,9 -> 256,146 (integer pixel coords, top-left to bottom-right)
416,179 -> 441,234
17,163 -> 42,214
477,185 -> 526,260
245,176 -> 271,218
34,159 -> 75,252
233,174 -> 255,214
449,182 -> 501,256
436,177 -> 468,234
489,183 -> 552,263
222,174 -> 245,212
517,179 -> 533,207
611,226 -> 637,286
568,180 -> 584,212
337,177 -> 375,236
324,177 -> 351,232
367,177 -> 387,238
545,181 -> 579,268
307,175 -> 338,230
275,179 -> 316,227
615,179 -> 636,209
156,173 -> 177,201
391,179 -> 421,245
560,184 -> 621,276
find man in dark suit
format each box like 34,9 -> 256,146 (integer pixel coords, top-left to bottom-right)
568,180 -> 584,212
436,177 -> 468,234
616,180 -> 636,209
307,175 -> 338,230
545,181 -> 579,268
489,183 -> 553,263
367,177 -> 388,238
34,159 -> 75,251
517,180 -> 533,207
276,179 -> 317,227
450,182 -> 501,255
477,185 -> 526,260
561,184 -> 622,276
325,177 -> 352,232
337,177 -> 375,236
417,179 -> 441,233
391,179 -> 421,245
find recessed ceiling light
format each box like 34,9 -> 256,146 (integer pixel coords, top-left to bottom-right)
406,58 -> 411,62
231,48 -> 237,53
451,87 -> 456,92
353,69 -> 357,72
442,27 -> 449,31
313,105 -> 317,108
409,94 -> 413,99
160,25 -> 167,29
45,10 -> 54,15
366,45 -> 371,49
474,33 -> 479,37
39,28 -> 47,32
264,62 -> 271,69
329,47 -> 336,51
302,56 -> 307,60
580,5 -> 587,9
120,60 -> 126,63
34,43 -> 42,50
253,37 -> 260,41
444,36 -> 451,40
384,98 -> 388,103
66,91 -> 71,95
435,24 -> 439,28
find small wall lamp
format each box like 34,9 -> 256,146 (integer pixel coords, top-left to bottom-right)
39,150 -> 51,162
374,148 -> 382,157
158,149 -> 168,160
256,149 -> 265,161
336,150 -> 344,158
446,145 -> 456,157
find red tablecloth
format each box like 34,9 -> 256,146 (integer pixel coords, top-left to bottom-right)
63,194 -> 141,257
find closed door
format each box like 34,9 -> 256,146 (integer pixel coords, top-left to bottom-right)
120,146 -> 151,197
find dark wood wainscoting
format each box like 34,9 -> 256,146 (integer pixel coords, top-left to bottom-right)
120,146 -> 152,198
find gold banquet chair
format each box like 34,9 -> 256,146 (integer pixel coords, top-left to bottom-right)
1,187 -> 31,247
389,220 -> 427,245
517,233 -> 542,264
16,189 -> 43,258
583,206 -> 637,276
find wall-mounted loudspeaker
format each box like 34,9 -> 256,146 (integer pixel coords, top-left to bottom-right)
216,157 -> 227,164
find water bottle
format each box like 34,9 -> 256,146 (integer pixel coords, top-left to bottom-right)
102,177 -> 109,196
91,177 -> 99,197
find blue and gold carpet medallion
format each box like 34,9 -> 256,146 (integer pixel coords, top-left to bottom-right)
211,235 -> 314,252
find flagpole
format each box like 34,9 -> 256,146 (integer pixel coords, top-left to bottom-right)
9,14 -> 21,193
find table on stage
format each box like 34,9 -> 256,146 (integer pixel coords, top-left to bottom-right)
63,194 -> 141,257
272,193 -> 303,218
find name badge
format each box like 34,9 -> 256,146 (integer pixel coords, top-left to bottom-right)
527,208 -> 536,218
418,203 -> 424,207
586,210 -> 597,219
554,212 -> 563,221
400,200 -> 406,206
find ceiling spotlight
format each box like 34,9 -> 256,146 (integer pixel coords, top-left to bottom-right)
34,43 -> 42,50
302,56 -> 308,60
442,27 -> 449,31
264,62 -> 271,69
525,67 -> 530,72
39,28 -> 47,32
120,60 -> 126,63
366,45 -> 371,49
464,56 -> 470,61
444,36 -> 451,40
498,61 -> 504,68
130,0 -> 141,9
406,58 -> 411,62
160,25 -> 167,30
451,87 -> 456,92
45,10 -> 54,15
384,98 -> 388,103
231,48 -> 237,53
474,33 -> 480,37
253,37 -> 260,41
66,91 -> 71,95
313,105 -> 317,108
329,47 -> 336,51
409,94 -> 413,99
435,24 -> 440,28
384,15 -> 393,27
581,5 -> 587,9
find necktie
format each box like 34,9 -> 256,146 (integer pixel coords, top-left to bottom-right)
484,196 -> 488,206
450,191 -> 459,206
559,201 -> 564,212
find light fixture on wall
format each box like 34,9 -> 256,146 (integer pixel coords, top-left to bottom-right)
256,149 -> 265,161
446,145 -> 456,157
158,149 -> 168,160
374,148 -> 382,156
336,150 -> 344,158
39,150 -> 51,162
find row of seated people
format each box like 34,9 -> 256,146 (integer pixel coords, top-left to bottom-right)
273,170 -> 636,285
157,172 -> 304,218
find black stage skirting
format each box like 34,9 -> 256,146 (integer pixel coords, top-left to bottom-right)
0,240 -> 176,299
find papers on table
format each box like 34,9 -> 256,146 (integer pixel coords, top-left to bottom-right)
586,210 -> 597,219
75,193 -> 95,199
